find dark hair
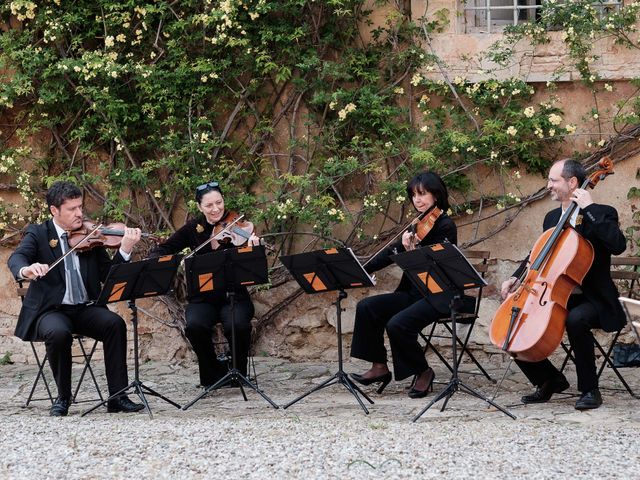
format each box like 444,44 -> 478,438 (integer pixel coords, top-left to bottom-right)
406,171 -> 450,212
560,159 -> 586,186
46,181 -> 82,209
195,181 -> 223,204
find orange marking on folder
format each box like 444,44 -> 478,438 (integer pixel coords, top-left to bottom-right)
324,248 -> 339,255
108,282 -> 127,302
199,273 -> 214,292
238,246 -> 253,253
464,283 -> 475,287
350,282 -> 363,287
430,244 -> 445,251
418,272 -> 443,293
303,273 -> 327,292
158,255 -> 173,262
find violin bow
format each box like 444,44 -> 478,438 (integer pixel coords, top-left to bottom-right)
362,209 -> 429,268
184,214 -> 245,260
36,223 -> 103,280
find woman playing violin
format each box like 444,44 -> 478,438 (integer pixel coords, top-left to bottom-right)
349,171 -> 474,398
150,181 -> 260,388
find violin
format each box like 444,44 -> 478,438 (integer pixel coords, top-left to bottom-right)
34,220 -> 159,280
210,211 -> 255,250
364,205 -> 443,267
408,206 -> 443,250
184,211 -> 261,260
67,220 -> 161,252
489,157 -> 615,362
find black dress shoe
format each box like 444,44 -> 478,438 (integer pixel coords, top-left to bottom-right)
50,397 -> 70,417
521,375 -> 570,404
107,396 -> 145,413
408,368 -> 435,399
575,388 -> 603,410
351,371 -> 392,394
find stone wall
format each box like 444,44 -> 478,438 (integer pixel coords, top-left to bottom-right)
409,0 -> 640,82
1,2 -> 639,364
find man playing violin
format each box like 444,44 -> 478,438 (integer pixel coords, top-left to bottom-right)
501,159 -> 627,410
149,181 -> 261,389
7,180 -> 145,416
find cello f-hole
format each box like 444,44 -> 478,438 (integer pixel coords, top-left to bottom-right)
539,282 -> 548,306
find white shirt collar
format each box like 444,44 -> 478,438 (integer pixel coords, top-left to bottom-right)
51,219 -> 67,239
560,207 -> 580,228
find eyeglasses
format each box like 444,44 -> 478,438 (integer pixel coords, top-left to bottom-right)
196,181 -> 220,192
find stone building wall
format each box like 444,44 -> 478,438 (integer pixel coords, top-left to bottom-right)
411,0 -> 640,82
1,2 -> 639,365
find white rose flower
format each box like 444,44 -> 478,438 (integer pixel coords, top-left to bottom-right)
548,113 -> 562,126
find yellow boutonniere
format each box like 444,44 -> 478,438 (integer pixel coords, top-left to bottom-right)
575,215 -> 583,226
49,239 -> 59,248
196,224 -> 205,233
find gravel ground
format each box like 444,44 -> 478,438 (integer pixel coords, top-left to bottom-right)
1,358 -> 639,479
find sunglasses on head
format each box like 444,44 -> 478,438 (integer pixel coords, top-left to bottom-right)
196,181 -> 220,192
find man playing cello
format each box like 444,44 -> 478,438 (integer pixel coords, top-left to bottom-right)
500,159 -> 626,410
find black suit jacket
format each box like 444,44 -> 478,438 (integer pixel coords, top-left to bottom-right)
513,203 -> 627,332
364,214 -> 471,314
7,219 -> 126,341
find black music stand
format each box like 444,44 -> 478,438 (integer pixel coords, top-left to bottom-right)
181,245 -> 279,410
82,254 -> 183,418
391,242 -> 515,421
280,247 -> 376,414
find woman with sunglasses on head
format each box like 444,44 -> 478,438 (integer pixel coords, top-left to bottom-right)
349,171 -> 473,398
150,181 -> 261,388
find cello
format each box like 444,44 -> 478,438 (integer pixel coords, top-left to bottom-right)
489,157 -> 614,362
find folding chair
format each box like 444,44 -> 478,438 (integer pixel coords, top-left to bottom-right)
17,281 -> 104,406
559,256 -> 639,398
620,297 -> 640,343
25,336 -> 104,406
419,250 -> 494,382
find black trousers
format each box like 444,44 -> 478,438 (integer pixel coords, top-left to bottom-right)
515,295 -> 601,393
37,305 -> 129,400
350,291 -> 449,381
185,297 -> 254,386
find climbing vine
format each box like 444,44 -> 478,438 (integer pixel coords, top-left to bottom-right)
0,0 -> 638,265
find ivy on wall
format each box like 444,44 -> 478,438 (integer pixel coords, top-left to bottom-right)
0,0 -> 638,255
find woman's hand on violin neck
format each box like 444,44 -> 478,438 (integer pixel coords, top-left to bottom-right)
402,230 -> 416,251
22,262 -> 49,280
119,227 -> 142,254
248,233 -> 261,247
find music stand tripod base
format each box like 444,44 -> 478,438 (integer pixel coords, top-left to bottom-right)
411,294 -> 516,422
182,370 -> 279,411
389,243 -> 515,422
181,247 -> 278,411
282,290 -> 374,415
82,300 -> 182,418
181,294 -> 278,411
82,256 -> 183,418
